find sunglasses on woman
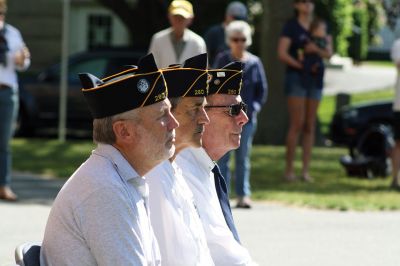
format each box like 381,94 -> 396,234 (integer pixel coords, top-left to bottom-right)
230,37 -> 246,43
296,0 -> 314,3
205,102 -> 248,117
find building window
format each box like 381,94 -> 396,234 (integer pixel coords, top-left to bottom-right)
88,14 -> 112,50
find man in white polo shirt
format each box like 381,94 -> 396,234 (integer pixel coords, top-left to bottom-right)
148,0 -> 206,68
40,54 -> 179,265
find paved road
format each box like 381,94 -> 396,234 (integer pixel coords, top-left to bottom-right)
1,173 -> 400,266
324,65 -> 396,95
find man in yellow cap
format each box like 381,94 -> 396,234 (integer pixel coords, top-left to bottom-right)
149,0 -> 206,68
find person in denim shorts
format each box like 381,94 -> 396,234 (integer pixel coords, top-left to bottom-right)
277,0 -> 332,182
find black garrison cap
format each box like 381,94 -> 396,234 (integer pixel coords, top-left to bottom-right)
79,53 -> 167,119
208,61 -> 244,95
162,53 -> 209,98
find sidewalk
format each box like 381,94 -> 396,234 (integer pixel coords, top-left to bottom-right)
1,173 -> 400,266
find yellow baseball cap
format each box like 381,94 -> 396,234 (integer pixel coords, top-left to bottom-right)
168,0 -> 194,19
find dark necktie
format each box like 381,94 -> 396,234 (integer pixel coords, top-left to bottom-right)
212,165 -> 241,243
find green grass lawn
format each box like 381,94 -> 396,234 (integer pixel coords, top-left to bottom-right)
11,138 -> 400,211
318,88 -> 394,135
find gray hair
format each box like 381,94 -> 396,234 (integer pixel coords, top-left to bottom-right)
169,97 -> 181,111
93,109 -> 141,144
225,20 -> 252,47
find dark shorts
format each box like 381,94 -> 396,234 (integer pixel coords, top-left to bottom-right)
393,111 -> 400,140
284,71 -> 322,100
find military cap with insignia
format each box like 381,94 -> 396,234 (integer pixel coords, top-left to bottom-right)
162,53 -> 209,98
79,53 -> 167,119
208,61 -> 243,96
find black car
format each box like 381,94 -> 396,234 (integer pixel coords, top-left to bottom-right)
329,99 -> 393,145
17,49 -> 145,136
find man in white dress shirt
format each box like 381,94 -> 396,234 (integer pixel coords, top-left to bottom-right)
176,62 -> 257,265
146,53 -> 214,265
148,0 -> 206,68
41,54 -> 179,266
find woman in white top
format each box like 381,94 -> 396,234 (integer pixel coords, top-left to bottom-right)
0,0 -> 30,201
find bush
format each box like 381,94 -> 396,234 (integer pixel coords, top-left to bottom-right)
315,0 -> 353,56
348,1 -> 369,61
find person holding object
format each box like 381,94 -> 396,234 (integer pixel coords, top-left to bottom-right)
149,0 -> 206,68
40,54 -> 179,265
278,0 -> 332,182
176,62 -> 257,265
0,0 -> 30,201
214,20 -> 268,208
146,53 -> 214,265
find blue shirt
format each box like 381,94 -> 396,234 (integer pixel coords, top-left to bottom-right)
214,50 -> 268,122
204,24 -> 228,66
281,18 -> 311,73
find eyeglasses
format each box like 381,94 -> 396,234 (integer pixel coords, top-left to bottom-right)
296,0 -> 314,3
230,37 -> 246,43
205,102 -> 247,117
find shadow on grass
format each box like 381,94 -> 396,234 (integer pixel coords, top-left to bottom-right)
12,138 -> 95,178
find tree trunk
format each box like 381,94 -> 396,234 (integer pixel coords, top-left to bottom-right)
254,0 -> 293,145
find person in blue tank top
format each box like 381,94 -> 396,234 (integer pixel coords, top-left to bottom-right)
278,0 -> 332,183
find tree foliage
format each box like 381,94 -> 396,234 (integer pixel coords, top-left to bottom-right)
315,0 -> 353,56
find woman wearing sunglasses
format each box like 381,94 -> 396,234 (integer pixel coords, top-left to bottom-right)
213,20 -> 268,208
278,0 -> 332,182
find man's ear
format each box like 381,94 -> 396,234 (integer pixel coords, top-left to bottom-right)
112,121 -> 134,143
186,17 -> 193,27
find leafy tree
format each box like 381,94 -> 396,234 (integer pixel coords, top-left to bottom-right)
315,0 -> 353,56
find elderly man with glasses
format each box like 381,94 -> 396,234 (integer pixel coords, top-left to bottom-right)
176,62 -> 257,265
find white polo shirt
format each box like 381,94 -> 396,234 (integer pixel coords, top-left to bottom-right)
0,23 -> 30,89
147,160 -> 214,266
40,144 -> 161,266
148,27 -> 206,68
176,147 -> 255,266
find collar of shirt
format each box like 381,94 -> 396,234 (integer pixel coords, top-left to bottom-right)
185,147 -> 216,173
92,144 -> 149,201
168,27 -> 191,42
92,144 -> 141,181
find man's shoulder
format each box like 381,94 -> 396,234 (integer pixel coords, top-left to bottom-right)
205,24 -> 224,36
5,23 -> 21,35
185,29 -> 206,43
151,28 -> 172,40
54,156 -> 128,208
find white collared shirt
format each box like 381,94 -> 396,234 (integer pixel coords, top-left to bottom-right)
41,144 -> 161,266
0,24 -> 30,89
148,27 -> 206,68
147,160 -> 214,266
176,147 -> 255,266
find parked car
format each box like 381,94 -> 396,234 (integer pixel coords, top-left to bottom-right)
17,48 -> 145,137
329,99 -> 393,145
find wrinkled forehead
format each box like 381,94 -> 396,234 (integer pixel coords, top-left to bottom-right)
207,94 -> 242,106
